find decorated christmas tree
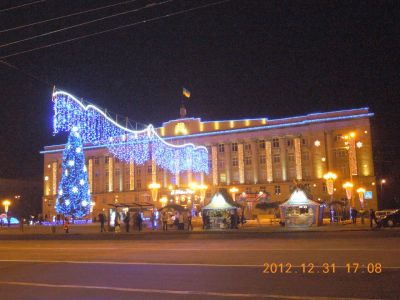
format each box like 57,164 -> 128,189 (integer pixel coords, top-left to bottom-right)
56,126 -> 91,218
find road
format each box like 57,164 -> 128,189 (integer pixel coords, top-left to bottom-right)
0,231 -> 399,299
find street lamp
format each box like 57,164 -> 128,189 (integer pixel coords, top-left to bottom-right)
380,179 -> 386,208
198,184 -> 208,204
229,187 -> 239,201
2,199 -> 11,216
148,182 -> 161,202
323,172 -> 337,198
356,187 -> 366,209
342,182 -> 354,207
323,172 -> 337,222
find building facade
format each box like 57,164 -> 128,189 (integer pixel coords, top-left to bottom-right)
42,107 -> 377,218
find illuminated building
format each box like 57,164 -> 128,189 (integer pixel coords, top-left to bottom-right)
42,105 -> 377,218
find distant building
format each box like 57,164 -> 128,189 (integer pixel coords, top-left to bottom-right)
41,107 -> 377,218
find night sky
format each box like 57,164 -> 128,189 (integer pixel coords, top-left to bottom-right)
0,0 -> 399,199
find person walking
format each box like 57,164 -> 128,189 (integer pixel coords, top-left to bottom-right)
98,212 -> 106,232
178,212 -> 184,230
150,211 -> 156,230
136,211 -> 143,232
369,209 -> 378,229
187,212 -> 193,231
351,208 -> 358,224
124,212 -> 130,233
64,217 -> 70,233
162,211 -> 168,231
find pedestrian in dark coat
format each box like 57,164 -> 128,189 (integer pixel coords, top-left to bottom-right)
369,209 -> 378,228
124,213 -> 130,233
98,213 -> 106,232
136,212 -> 143,231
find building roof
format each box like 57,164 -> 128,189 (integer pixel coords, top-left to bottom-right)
280,189 -> 321,207
202,192 -> 237,210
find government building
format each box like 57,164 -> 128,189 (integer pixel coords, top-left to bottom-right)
42,106 -> 377,219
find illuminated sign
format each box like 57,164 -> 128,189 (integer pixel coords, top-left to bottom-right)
364,191 -> 373,199
174,122 -> 188,135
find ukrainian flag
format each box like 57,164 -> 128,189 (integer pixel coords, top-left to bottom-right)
182,87 -> 191,98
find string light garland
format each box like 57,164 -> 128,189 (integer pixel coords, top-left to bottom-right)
56,127 -> 91,217
52,90 -> 209,174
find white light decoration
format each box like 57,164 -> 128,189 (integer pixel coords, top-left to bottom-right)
265,141 -> 273,183
294,138 -> 302,180
52,162 -> 58,196
79,179 -> 85,185
68,160 -> 75,166
65,199 -> 70,206
59,189 -> 63,195
65,170 -> 68,176
238,143 -> 245,184
356,141 -> 363,148
72,186 -> 78,193
314,140 -> 321,147
76,147 -> 81,153
348,136 -> 358,176
52,90 -> 209,174
81,200 -> 88,207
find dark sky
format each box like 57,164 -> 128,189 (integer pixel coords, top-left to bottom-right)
0,0 -> 399,186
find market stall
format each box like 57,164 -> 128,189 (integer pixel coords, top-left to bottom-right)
201,192 -> 239,229
280,189 -> 323,227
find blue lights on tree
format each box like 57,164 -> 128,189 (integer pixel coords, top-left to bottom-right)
52,90 -> 209,174
56,127 -> 91,218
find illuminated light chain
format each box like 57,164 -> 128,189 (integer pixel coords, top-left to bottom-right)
56,129 -> 91,218
52,90 -> 209,174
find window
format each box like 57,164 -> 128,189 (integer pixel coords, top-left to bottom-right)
287,139 -> 293,147
273,154 -> 280,164
335,149 -> 347,158
218,160 -> 225,169
208,159 -> 212,169
218,144 -> 225,153
302,152 -> 310,161
303,167 -> 311,179
272,138 -> 279,148
244,156 -> 252,165
115,168 -> 120,177
302,138 -> 307,145
288,153 -> 295,162
274,185 -> 281,195
246,187 -> 251,193
288,167 -> 296,179
94,157 -> 99,165
136,179 -> 142,189
259,140 -> 265,149
147,165 -> 152,174
334,134 -> 343,142
232,157 -> 238,167
259,155 -> 266,164
231,142 -> 238,152
260,186 -> 266,192
322,183 -> 327,193
244,143 -> 251,151
220,173 -> 226,183
105,171 -> 109,191
115,158 -> 120,164
105,156 -> 109,164
136,168 -> 141,176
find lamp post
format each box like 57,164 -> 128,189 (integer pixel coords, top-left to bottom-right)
2,200 -> 11,216
198,184 -> 208,205
342,182 -> 354,207
323,172 -> 337,223
148,182 -> 161,202
356,187 -> 366,209
380,179 -> 386,208
229,187 -> 239,201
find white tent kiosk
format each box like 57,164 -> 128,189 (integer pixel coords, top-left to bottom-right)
280,189 -> 323,227
202,192 -> 238,229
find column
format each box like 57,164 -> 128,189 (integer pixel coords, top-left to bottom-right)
224,142 -> 231,185
279,137 -> 287,181
88,159 -> 93,193
265,141 -> 273,183
108,157 -> 113,192
129,160 -> 135,190
294,137 -> 302,180
324,131 -> 334,171
211,145 -> 218,186
52,161 -> 58,195
251,140 -> 258,184
151,153 -> 157,183
348,136 -> 358,176
238,143 -> 245,184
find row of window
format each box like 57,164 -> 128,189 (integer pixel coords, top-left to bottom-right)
217,138 -> 309,153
